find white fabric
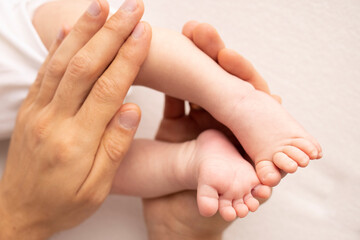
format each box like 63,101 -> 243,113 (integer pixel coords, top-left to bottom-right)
0,0 -> 117,140
0,0 -> 50,139
0,1 -> 359,240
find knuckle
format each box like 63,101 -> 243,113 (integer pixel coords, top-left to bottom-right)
104,13 -> 122,31
119,49 -> 135,63
103,136 -> 128,163
31,116 -> 52,142
92,76 -> 119,103
46,57 -> 65,78
68,53 -> 92,77
103,17 -> 127,42
119,47 -> 143,69
71,25 -> 85,37
53,144 -> 71,164
52,137 -> 77,164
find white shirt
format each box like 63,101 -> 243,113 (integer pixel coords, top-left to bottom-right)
0,0 -> 49,139
0,0 -> 122,140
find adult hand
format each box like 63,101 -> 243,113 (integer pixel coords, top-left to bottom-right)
0,0 -> 151,239
144,21 -> 277,240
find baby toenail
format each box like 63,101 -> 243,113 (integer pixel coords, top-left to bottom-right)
310,150 -> 318,159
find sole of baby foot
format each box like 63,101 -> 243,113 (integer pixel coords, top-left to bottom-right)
218,90 -> 323,187
194,130 -> 264,221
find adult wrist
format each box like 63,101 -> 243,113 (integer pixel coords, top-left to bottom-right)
0,210 -> 50,240
0,188 -> 51,240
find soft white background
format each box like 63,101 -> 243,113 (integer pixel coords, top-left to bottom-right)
1,0 -> 359,239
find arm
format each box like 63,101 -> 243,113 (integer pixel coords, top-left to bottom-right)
32,0 -> 93,49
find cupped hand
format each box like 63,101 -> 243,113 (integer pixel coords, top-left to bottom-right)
0,0 -> 151,239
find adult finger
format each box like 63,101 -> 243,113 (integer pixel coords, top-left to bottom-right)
53,0 -> 144,115
25,27 -> 69,106
35,0 -> 110,107
192,23 -> 225,61
182,20 -> 199,40
77,103 -> 141,197
75,22 -> 152,136
163,95 -> 185,119
218,48 -> 271,94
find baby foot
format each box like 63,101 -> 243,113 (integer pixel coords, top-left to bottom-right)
191,130 -> 271,221
222,89 -> 323,187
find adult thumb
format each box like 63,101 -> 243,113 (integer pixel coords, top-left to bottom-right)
79,103 -> 141,196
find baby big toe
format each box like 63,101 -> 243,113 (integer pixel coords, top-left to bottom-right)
273,152 -> 298,173
197,185 -> 219,217
282,146 -> 310,167
256,160 -> 282,187
291,138 -> 319,160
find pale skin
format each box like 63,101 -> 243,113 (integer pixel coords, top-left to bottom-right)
34,0 -> 323,190
33,0 -> 271,221
0,0 -> 151,239
144,21 -> 276,240
32,0 -> 323,221
133,28 -> 323,188
112,130 -> 272,221
0,1 -> 283,239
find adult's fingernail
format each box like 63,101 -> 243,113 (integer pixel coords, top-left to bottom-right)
119,110 -> 140,129
120,0 -> 138,12
132,22 -> 144,39
87,0 -> 101,16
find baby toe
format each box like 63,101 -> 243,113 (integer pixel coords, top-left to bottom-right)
197,185 -> 219,217
290,138 -> 319,160
273,152 -> 298,173
307,135 -> 323,158
233,199 -> 249,218
244,193 -> 259,212
219,197 -> 237,221
282,146 -> 310,167
256,160 -> 282,187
